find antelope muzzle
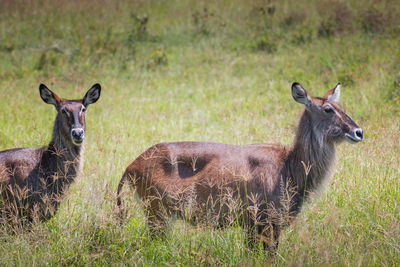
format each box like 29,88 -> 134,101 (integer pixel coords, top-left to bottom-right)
71,128 -> 85,145
345,127 -> 363,143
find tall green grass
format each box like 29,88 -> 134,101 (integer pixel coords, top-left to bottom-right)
0,0 -> 399,265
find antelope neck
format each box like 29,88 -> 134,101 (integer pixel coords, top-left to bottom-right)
284,110 -> 336,211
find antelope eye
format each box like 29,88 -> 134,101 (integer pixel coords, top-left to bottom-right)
81,107 -> 86,112
61,109 -> 69,116
324,106 -> 334,113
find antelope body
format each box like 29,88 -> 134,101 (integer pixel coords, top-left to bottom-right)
0,84 -> 101,224
117,83 -> 363,250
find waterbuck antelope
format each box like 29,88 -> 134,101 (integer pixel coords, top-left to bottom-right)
117,82 -> 363,251
0,84 -> 101,224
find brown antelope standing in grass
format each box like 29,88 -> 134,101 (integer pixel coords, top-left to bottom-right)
0,84 -> 101,225
117,82 -> 363,251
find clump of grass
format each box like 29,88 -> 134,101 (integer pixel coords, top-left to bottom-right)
146,48 -> 168,69
129,13 -> 149,41
251,36 -> 277,53
389,72 -> 400,105
192,8 -> 214,36
191,7 -> 225,37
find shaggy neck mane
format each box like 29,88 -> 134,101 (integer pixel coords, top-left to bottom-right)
284,109 -> 336,213
44,114 -> 84,186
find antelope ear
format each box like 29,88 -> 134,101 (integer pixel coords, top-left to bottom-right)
324,83 -> 341,103
291,82 -> 311,107
83,83 -> 101,108
39,84 -> 61,107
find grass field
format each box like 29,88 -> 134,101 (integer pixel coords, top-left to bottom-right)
0,0 -> 399,265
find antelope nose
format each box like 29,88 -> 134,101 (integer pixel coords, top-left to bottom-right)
71,128 -> 84,141
355,128 -> 363,141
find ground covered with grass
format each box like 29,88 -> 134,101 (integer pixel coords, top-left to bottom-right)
0,0 -> 399,265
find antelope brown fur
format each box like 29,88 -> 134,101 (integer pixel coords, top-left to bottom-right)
117,82 -> 363,251
0,84 -> 101,224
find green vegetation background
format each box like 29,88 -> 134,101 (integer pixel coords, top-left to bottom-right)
0,0 -> 399,265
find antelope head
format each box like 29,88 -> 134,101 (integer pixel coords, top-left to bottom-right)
291,82 -> 363,144
39,84 -> 101,146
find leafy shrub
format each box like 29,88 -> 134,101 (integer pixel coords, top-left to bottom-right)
317,1 -> 354,37
361,9 -> 387,34
282,11 -> 307,29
